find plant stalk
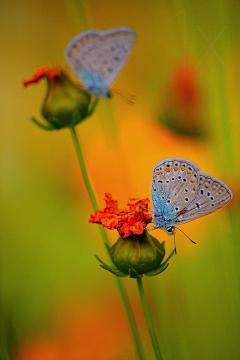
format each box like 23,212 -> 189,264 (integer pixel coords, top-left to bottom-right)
137,277 -> 163,360
70,126 -> 146,360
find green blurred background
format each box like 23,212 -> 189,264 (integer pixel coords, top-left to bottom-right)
1,0 -> 239,359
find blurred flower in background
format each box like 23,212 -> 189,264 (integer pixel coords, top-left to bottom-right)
160,61 -> 205,137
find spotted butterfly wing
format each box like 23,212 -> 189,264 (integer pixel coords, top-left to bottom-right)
151,158 -> 200,218
64,27 -> 137,97
175,172 -> 233,224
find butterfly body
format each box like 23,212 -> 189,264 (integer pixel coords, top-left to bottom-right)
151,158 -> 232,234
78,69 -> 111,98
64,27 -> 137,97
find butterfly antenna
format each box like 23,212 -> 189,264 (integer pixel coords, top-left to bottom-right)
175,227 -> 196,244
174,232 -> 177,254
111,89 -> 136,105
112,88 -> 136,99
112,91 -> 134,105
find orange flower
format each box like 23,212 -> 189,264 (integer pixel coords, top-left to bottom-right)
23,66 -> 60,86
89,193 -> 152,238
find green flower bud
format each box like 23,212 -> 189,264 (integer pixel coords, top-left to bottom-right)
42,71 -> 91,128
23,66 -> 98,130
95,231 -> 175,278
110,232 -> 165,276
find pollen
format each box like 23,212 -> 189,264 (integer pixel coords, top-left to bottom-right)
156,171 -> 160,175
190,179 -> 195,183
165,167 -> 171,172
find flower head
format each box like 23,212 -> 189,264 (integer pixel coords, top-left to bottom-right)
23,66 -> 94,130
23,66 -> 61,86
89,193 -> 152,238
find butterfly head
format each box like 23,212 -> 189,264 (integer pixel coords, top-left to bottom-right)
153,211 -> 176,234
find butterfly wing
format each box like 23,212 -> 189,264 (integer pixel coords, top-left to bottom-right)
103,27 -> 137,87
64,29 -> 111,78
151,158 -> 201,217
64,27 -> 136,88
175,172 -> 233,225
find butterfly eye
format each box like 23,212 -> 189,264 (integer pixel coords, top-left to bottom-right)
166,226 -> 174,234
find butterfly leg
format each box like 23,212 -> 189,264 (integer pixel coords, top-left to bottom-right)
174,232 -> 177,254
139,205 -> 154,213
145,224 -> 159,231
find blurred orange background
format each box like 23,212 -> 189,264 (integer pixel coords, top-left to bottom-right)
1,0 -> 239,359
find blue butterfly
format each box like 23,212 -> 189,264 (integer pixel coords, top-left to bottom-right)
64,27 -> 137,98
150,158 -> 233,250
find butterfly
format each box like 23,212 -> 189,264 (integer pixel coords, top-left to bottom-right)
64,27 -> 137,99
150,158 -> 233,250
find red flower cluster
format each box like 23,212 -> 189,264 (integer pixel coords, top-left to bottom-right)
89,193 -> 152,238
23,66 -> 60,87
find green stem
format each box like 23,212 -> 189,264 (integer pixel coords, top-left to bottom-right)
85,98 -> 99,119
137,278 -> 163,360
70,127 -> 146,360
